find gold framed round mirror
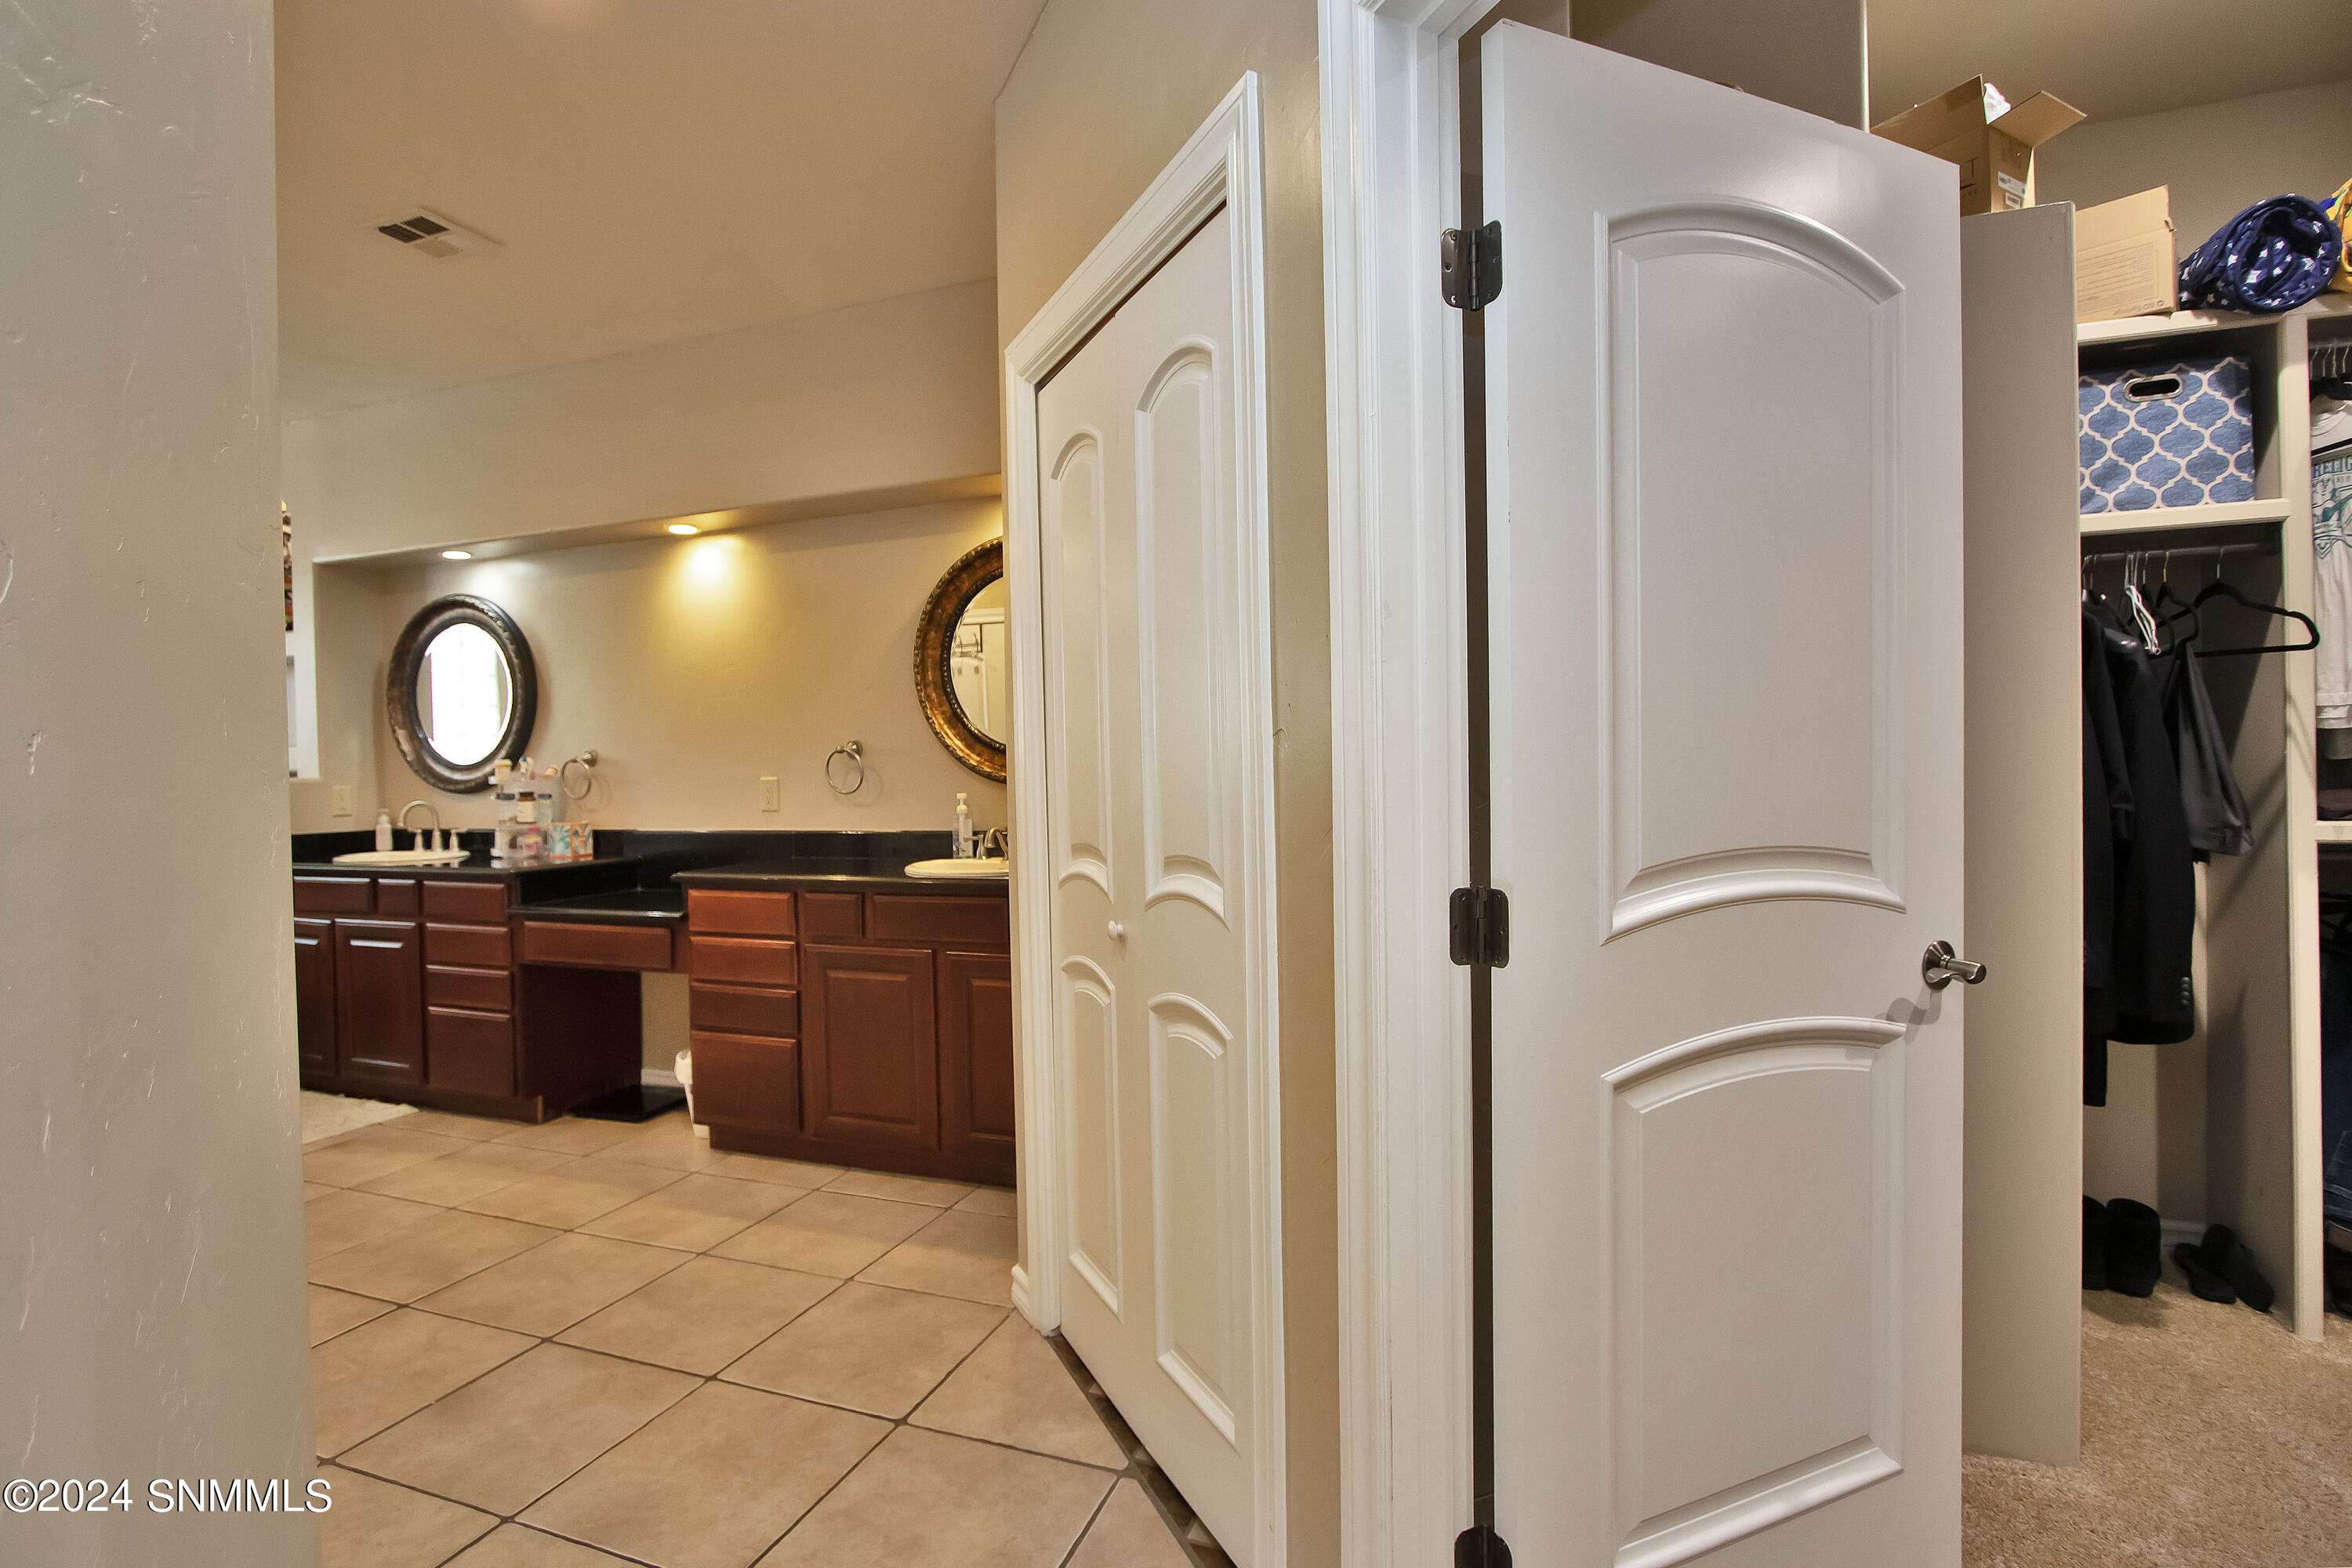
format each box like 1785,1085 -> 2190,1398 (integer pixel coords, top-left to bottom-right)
913,539 -> 1007,782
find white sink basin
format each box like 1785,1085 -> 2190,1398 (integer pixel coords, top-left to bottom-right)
903,858 -> 1008,880
331,848 -> 472,866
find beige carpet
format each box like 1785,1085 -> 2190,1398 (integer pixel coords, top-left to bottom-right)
1965,1271 -> 2352,1567
299,1090 -> 415,1148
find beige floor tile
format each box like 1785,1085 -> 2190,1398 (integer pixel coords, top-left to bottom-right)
755,1425 -> 1111,1568
577,1172 -> 796,1251
858,1210 -> 1017,1305
310,1285 -> 395,1347
311,1309 -> 534,1456
399,1110 -> 520,1142
597,1114 -> 735,1173
419,1232 -> 690,1337
708,1151 -> 843,1187
824,1168 -> 974,1207
721,1281 -> 1003,1417
359,1142 -> 576,1207
343,1344 -> 695,1517
318,1465 -> 497,1568
310,1209 -> 558,1303
447,1523 -> 641,1566
557,1256 -> 839,1375
493,1116 -> 641,1155
306,1181 -> 339,1202
457,1158 -> 684,1229
1066,1479 -> 1193,1568
304,1126 -> 475,1189
306,1189 -> 444,1261
953,1185 -> 1018,1218
522,1382 -> 887,1568
710,1191 -> 935,1277
910,1317 -> 1123,1468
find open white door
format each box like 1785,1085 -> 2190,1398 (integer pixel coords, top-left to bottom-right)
1483,27 -> 1964,1568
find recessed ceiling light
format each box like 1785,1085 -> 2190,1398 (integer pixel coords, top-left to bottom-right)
441,549 -> 474,560
667,523 -> 700,536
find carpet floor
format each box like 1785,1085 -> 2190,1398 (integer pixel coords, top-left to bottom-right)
1964,1271 -> 2352,1567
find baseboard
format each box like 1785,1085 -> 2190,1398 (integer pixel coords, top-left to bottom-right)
2161,1219 -> 2207,1252
640,1068 -> 681,1089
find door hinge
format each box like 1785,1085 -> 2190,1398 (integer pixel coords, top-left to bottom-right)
1448,886 -> 1510,967
1454,1524 -> 1513,1568
1440,221 -> 1502,311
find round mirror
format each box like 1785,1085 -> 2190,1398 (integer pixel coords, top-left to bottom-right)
387,594 -> 537,793
914,539 -> 1007,781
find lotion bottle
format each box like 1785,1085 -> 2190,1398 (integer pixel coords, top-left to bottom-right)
954,793 -> 973,858
374,809 -> 394,853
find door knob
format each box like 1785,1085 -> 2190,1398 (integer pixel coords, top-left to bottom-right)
1108,920 -> 1126,941
1922,940 -> 1987,990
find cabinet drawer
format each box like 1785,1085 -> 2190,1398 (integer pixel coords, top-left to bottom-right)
688,1030 -> 800,1136
800,891 -> 864,938
422,880 -> 508,923
692,936 -> 799,986
424,922 -> 511,969
425,964 -> 511,1013
521,920 -> 675,971
427,1007 -> 514,1099
869,895 -> 1010,946
374,877 -> 420,916
294,876 -> 372,915
689,981 -> 800,1040
687,888 -> 797,937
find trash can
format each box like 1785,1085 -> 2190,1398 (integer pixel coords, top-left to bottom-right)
676,1049 -> 708,1140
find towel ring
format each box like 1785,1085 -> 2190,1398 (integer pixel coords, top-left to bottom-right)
825,740 -> 866,797
559,750 -> 600,803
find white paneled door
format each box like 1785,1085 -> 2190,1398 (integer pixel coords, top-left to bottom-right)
1483,27 -> 1965,1568
1035,204 -> 1269,1562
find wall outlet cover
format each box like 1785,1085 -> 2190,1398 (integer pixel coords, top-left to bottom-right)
759,775 -> 781,812
331,784 -> 354,818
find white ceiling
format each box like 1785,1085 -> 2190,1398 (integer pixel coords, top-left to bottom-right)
276,0 -> 1047,420
1869,0 -> 2352,125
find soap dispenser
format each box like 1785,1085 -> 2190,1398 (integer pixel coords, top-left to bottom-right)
374,808 -> 394,853
954,793 -> 974,858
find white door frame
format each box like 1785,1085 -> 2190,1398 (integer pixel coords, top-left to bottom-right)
1004,73 -> 1288,1563
1317,2 -> 1500,1564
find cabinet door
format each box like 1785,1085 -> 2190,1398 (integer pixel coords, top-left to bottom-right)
801,943 -> 937,1150
294,917 -> 338,1076
334,918 -> 424,1085
938,950 -> 1016,1163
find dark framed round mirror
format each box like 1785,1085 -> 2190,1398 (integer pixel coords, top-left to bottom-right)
387,594 -> 538,793
913,539 -> 1007,782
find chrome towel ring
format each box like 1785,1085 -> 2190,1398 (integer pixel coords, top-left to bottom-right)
825,740 -> 866,797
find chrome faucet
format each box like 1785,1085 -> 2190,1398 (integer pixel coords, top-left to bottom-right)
398,800 -> 441,846
979,827 -> 1010,858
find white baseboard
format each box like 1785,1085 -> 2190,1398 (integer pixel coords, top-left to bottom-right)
2161,1218 -> 2207,1252
641,1068 -> 682,1090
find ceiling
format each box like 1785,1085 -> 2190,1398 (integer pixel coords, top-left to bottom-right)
276,0 -> 1047,421
1868,0 -> 2352,125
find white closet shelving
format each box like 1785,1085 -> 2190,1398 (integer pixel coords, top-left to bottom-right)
2078,291 -> 2352,1338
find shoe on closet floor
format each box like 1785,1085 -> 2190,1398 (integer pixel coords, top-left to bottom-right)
2197,1225 -> 2277,1313
2082,1196 -> 2110,1290
2171,1242 -> 2236,1303
2104,1199 -> 2162,1298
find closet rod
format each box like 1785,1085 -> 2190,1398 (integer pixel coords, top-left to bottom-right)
2080,543 -> 2249,568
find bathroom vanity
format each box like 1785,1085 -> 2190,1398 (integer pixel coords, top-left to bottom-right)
289,829 -> 1013,1186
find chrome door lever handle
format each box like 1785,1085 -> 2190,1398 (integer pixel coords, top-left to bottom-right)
1922,940 -> 1987,990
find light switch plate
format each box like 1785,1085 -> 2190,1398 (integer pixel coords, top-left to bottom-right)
759,776 -> 781,812
331,784 -> 354,818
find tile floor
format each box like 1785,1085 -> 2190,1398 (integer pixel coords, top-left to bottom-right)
305,1109 -> 1198,1568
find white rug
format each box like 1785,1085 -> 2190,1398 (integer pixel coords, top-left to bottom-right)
300,1091 -> 416,1148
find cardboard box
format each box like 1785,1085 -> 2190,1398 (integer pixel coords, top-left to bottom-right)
2074,187 -> 2177,323
1871,77 -> 2084,216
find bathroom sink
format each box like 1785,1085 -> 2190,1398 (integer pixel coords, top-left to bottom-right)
903,858 -> 1008,880
331,848 -> 472,866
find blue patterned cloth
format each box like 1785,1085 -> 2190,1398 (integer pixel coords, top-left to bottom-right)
2079,357 -> 2256,512
2178,195 -> 2343,313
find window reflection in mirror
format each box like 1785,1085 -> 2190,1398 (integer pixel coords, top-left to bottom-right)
948,575 -> 1010,746
419,622 -> 514,768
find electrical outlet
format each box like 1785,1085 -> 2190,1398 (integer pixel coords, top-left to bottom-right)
331,784 -> 354,818
759,776 -> 781,813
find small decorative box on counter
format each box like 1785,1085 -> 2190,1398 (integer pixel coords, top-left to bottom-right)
2079,355 -> 2256,513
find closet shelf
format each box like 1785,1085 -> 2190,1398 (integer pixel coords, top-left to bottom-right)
2315,821 -> 2352,845
2078,294 -> 2352,346
2079,498 -> 2293,536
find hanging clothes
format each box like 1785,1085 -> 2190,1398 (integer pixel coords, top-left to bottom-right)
2318,443 -> 2352,758
2161,637 -> 2252,857
2084,609 -> 2133,1081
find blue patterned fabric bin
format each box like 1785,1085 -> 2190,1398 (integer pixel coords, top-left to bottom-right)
2079,356 -> 2256,512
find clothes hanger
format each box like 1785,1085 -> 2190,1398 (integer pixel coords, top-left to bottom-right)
2188,572 -> 2320,657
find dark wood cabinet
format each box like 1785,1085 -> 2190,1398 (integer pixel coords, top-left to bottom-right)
802,943 -> 938,1150
293,918 -> 338,1075
334,918 -> 425,1085
939,950 -> 1016,1164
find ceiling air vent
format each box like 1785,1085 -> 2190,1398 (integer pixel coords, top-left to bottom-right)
374,209 -> 497,260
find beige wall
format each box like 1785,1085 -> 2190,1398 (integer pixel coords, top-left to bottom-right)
0,0 -> 318,1558
996,4 -> 1338,1561
2038,78 -> 2352,259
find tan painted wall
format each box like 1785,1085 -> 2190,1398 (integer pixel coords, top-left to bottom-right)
995,4 -> 1338,1560
2037,78 -> 2352,260
0,0 -> 319,1558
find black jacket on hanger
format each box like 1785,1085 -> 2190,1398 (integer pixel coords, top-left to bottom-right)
2161,640 -> 2252,858
2099,618 -> 2197,1047
2084,609 -> 2132,1058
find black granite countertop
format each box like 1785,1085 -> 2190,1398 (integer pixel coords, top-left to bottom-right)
673,857 -> 1010,897
513,888 -> 686,926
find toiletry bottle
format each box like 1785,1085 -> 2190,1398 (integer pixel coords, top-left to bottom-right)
954,793 -> 974,858
374,808 -> 394,853
492,760 -> 517,863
